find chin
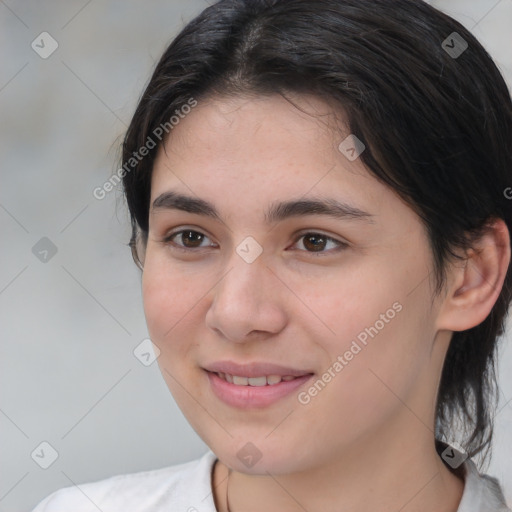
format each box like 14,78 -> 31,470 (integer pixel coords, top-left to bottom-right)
213,440 -> 312,475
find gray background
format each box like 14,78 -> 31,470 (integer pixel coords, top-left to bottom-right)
0,1 -> 511,510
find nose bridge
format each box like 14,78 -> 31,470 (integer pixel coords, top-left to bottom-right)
218,241 -> 269,311
220,233 -> 267,293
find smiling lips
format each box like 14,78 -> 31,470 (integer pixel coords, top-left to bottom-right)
215,373 -> 298,386
203,360 -> 315,407
204,360 -> 313,379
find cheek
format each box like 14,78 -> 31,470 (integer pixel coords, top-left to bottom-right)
141,256 -> 207,407
288,261 -> 400,357
298,257 -> 431,426
297,309 -> 426,450
141,251 -> 203,357
142,269 -> 173,341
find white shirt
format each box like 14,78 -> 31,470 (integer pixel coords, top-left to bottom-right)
31,449 -> 511,511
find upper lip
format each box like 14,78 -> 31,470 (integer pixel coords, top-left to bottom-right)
203,361 -> 314,378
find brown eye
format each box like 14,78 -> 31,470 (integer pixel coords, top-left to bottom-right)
293,232 -> 347,255
302,233 -> 328,252
179,230 -> 206,248
164,229 -> 212,250
163,229 -> 346,256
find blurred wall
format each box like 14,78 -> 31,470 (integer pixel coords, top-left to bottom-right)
0,1 -> 511,510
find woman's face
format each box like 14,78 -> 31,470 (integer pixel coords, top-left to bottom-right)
142,93 -> 448,474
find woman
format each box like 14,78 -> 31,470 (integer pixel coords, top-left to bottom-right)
33,0 -> 512,510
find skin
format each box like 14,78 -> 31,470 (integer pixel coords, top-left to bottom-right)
140,93 -> 510,512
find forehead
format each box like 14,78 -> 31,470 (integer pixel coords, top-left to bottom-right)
184,93 -> 345,148
148,93 -> 417,237
152,94 -> 372,194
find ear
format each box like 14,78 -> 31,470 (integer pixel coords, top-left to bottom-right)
130,230 -> 147,270
436,218 -> 510,332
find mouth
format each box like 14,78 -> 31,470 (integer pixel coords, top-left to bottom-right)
212,372 -> 303,386
204,369 -> 315,408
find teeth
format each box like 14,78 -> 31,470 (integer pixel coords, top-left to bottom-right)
248,376 -> 267,386
266,375 -> 283,385
217,373 -> 299,386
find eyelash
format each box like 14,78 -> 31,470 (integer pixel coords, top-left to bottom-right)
161,228 -> 348,256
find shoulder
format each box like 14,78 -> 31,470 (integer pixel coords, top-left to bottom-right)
31,450 -> 218,512
457,457 -> 511,512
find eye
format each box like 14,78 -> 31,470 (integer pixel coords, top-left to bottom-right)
163,229 -> 215,251
290,231 -> 347,255
162,229 -> 347,255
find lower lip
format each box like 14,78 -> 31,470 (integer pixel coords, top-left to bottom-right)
205,371 -> 314,409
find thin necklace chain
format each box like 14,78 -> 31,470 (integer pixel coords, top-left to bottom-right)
225,467 -> 232,512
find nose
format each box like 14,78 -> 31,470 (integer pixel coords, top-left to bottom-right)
205,253 -> 288,343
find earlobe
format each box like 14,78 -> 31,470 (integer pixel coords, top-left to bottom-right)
436,218 -> 511,332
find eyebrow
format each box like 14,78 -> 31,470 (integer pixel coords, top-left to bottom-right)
151,191 -> 375,225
